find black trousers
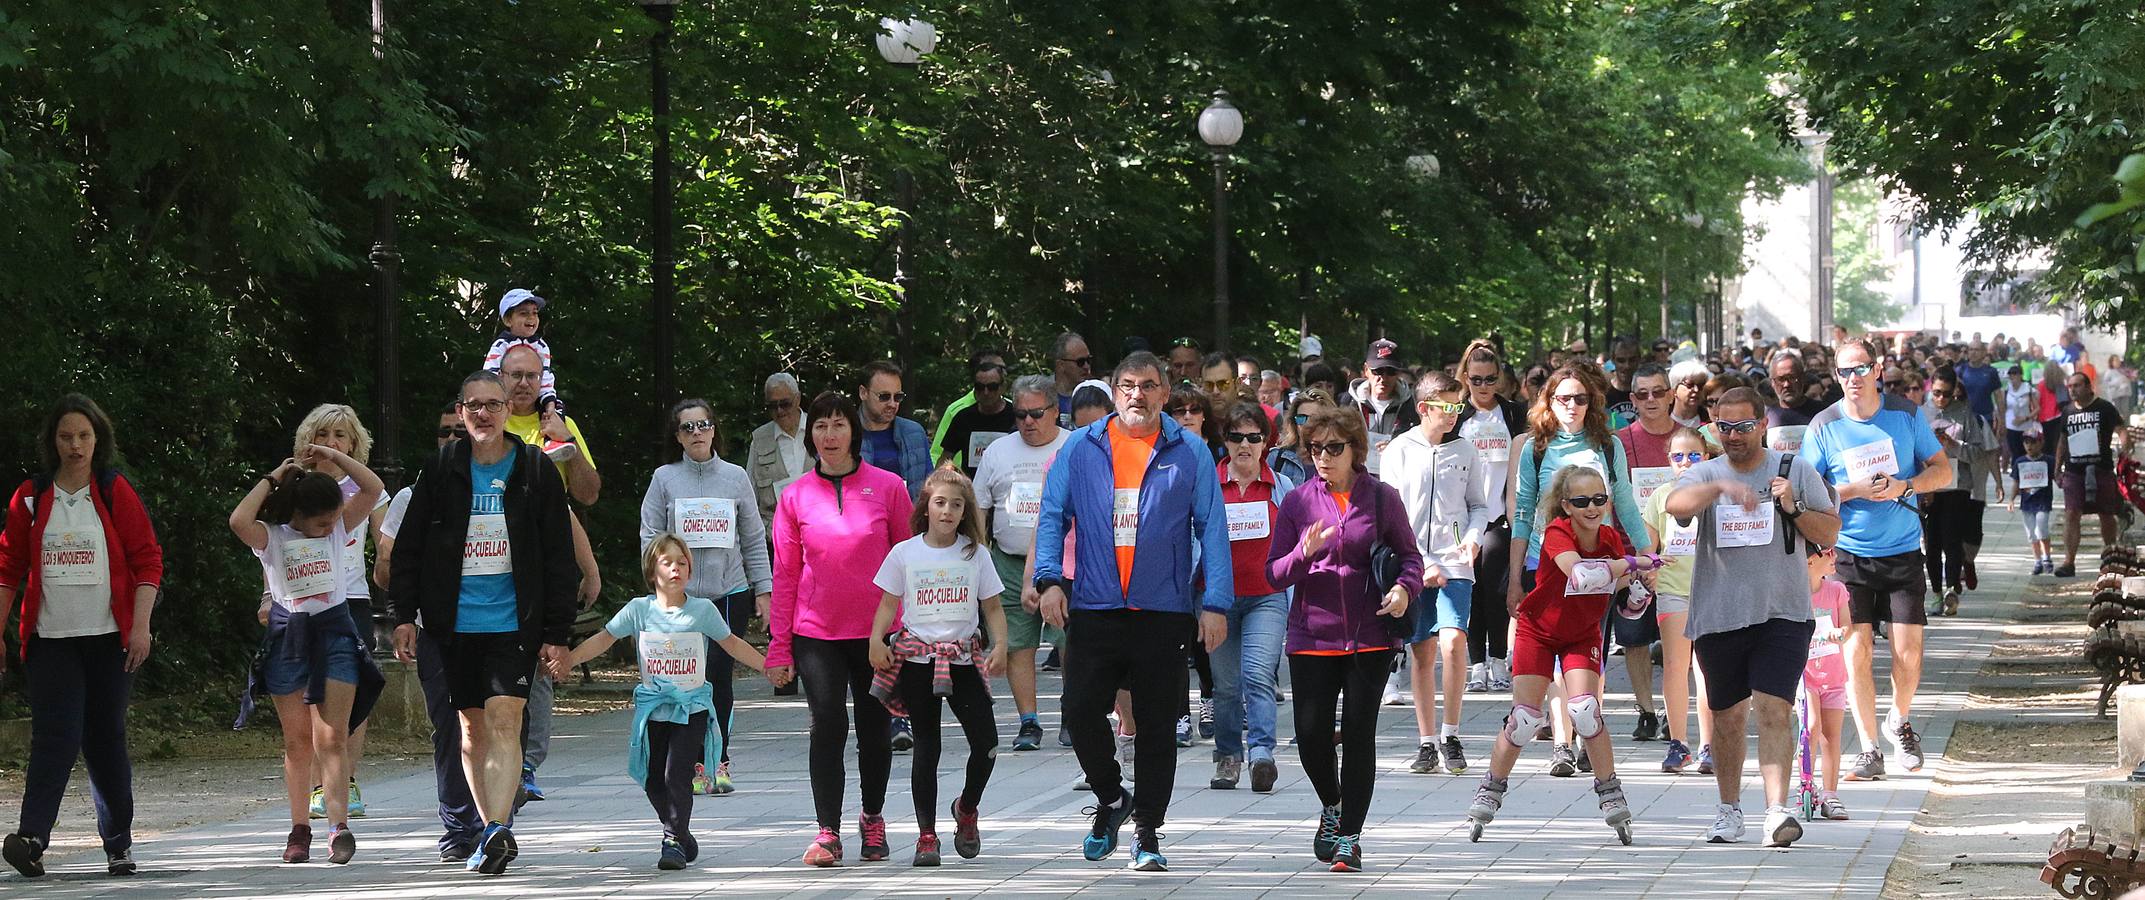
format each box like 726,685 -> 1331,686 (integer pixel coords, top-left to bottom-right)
894,661 -> 997,832
1063,608 -> 1190,829
709,590 -> 751,763
644,711 -> 709,842
19,634 -> 134,854
1468,522 -> 1512,664
1921,491 -> 1971,592
792,635 -> 891,829
1289,649 -> 1392,836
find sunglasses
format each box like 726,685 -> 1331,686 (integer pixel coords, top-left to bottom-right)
1059,356 -> 1093,368
1630,388 -> 1670,400
1564,494 -> 1611,509
872,391 -> 908,404
1422,400 -> 1466,415
765,397 -> 796,413
1669,451 -> 1704,463
1304,441 -> 1351,458
1835,363 -> 1875,380
1163,407 -> 1193,417
1203,378 -> 1237,392
1371,366 -> 1403,377
1716,419 -> 1759,434
1467,375 -> 1499,387
1292,413 -> 1311,426
1224,431 -> 1266,444
1551,393 -> 1590,406
437,426 -> 471,439
1011,407 -> 1051,421
974,380 -> 1004,392
677,420 -> 716,434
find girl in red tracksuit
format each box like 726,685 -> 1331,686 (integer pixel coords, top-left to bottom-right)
1464,464 -> 1662,846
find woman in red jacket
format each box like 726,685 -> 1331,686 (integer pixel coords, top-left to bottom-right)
0,394 -> 164,879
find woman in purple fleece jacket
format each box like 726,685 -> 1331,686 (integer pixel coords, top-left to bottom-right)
1265,410 -> 1423,873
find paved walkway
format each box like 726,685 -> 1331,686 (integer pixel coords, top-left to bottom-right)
8,510 -> 2035,898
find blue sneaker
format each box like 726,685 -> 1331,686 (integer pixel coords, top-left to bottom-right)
475,823 -> 517,875
1662,739 -> 1692,773
1081,795 -> 1135,861
1129,827 -> 1167,871
465,825 -> 494,872
1314,804 -> 1342,861
1698,744 -> 1715,776
519,766 -> 545,807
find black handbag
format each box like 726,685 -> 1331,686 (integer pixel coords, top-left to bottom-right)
1365,483 -> 1419,642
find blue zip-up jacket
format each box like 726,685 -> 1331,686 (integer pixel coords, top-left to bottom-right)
881,416 -> 933,501
1033,413 -> 1234,615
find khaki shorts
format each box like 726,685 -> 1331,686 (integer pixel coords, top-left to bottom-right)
993,544 -> 1063,652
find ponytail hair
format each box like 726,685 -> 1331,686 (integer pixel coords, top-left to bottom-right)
263,470 -> 343,525
1536,464 -> 1607,531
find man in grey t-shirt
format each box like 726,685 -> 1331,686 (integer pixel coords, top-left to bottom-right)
1663,387 -> 1840,849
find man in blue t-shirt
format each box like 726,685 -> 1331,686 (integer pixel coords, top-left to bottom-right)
1954,343 -> 2001,426
1803,340 -> 1951,785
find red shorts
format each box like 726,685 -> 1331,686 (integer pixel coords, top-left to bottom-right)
1510,616 -> 1604,679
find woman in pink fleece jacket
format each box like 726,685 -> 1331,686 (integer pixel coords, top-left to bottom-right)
769,391 -> 914,867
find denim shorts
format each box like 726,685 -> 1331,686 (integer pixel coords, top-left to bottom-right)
263,628 -> 363,696
1410,579 -> 1474,645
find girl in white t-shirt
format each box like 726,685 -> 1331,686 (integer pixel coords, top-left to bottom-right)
867,469 -> 1009,867
229,443 -> 383,866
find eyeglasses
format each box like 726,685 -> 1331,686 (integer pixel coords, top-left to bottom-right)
503,371 -> 542,384
872,391 -> 908,404
1202,378 -> 1237,392
1564,494 -> 1611,509
1716,419 -> 1759,434
1115,380 -> 1164,395
458,399 -> 507,414
1882,380 -> 1903,390
1630,388 -> 1670,400
765,397 -> 796,413
1835,363 -> 1875,380
1669,451 -> 1704,463
1467,375 -> 1499,387
677,420 -> 716,434
1012,407 -> 1051,421
973,380 -> 1004,393
1224,431 -> 1266,444
1304,441 -> 1350,458
1423,400 -> 1467,415
436,426 -> 471,439
1551,393 -> 1590,407
1163,406 -> 1190,417
1058,356 -> 1093,368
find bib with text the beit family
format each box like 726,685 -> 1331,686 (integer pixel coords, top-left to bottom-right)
1006,481 -> 1043,529
1841,439 -> 1899,484
673,497 -> 738,550
1713,498 -> 1776,548
1113,488 -> 1140,547
638,630 -> 706,691
1225,501 -> 1271,542
2017,460 -> 2049,491
463,514 -> 513,576
39,529 -> 103,586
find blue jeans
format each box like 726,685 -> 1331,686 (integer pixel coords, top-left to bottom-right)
1211,592 -> 1288,762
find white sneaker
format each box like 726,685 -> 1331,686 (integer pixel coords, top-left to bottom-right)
1884,716 -> 1926,772
1466,662 -> 1490,692
1116,733 -> 1137,784
1488,657 -> 1513,691
1762,806 -> 1802,848
1383,662 -> 1409,706
1706,804 -> 1745,843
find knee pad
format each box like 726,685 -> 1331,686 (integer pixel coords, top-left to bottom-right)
1569,693 -> 1605,739
1502,703 -> 1546,746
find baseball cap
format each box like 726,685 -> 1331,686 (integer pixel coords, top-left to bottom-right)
499,288 -> 546,319
1300,335 -> 1323,359
1365,339 -> 1402,372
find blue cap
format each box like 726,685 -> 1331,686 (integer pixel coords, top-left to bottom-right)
499,288 -> 545,319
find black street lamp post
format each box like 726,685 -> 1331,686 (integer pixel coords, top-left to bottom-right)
1199,91 -> 1243,353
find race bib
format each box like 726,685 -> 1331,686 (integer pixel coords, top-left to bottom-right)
1632,466 -> 1675,504
638,630 -> 706,691
39,530 -> 102,586
2070,424 -> 2100,459
1006,481 -> 1043,529
1663,518 -> 1699,557
673,497 -> 737,550
1841,439 -> 1899,484
906,563 -> 976,629
462,514 -> 513,576
280,537 -> 338,605
1767,425 -> 1807,454
2017,461 -> 2049,491
1226,501 -> 1271,542
1473,435 -> 1511,465
1809,614 -> 1839,659
967,431 -> 1006,466
1113,488 -> 1140,547
1714,498 -> 1776,548
1366,431 -> 1394,475
1566,559 -> 1614,596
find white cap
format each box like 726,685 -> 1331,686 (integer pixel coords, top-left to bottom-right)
498,288 -> 545,319
1300,335 -> 1324,358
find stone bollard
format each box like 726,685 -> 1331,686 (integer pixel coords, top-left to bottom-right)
366,657 -> 431,739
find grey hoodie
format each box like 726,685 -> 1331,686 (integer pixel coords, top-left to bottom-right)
639,453 -> 774,599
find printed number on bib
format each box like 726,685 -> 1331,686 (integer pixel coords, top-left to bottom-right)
2017,461 -> 2049,491
1809,614 -> 1839,659
280,536 -> 339,609
673,497 -> 737,550
1841,439 -> 1899,484
1225,501 -> 1271,542
1113,488 -> 1140,548
906,563 -> 976,629
639,630 -> 707,691
463,514 -> 513,576
39,530 -> 102,586
1713,498 -> 1775,548
1632,466 -> 1675,504
1006,481 -> 1043,529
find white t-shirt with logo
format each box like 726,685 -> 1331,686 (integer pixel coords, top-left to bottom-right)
603,595 -> 735,694
256,519 -> 350,617
872,535 -> 1006,657
36,483 -> 117,638
972,430 -> 1068,554
337,477 -> 389,600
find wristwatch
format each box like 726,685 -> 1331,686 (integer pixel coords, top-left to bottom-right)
1034,576 -> 1066,594
1781,497 -> 1807,519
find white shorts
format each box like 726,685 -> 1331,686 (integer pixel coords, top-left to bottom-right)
1653,593 -> 1690,619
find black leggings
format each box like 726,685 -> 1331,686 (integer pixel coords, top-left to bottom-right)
1189,642 -> 1214,700
1468,523 -> 1512,664
1921,492 -> 1971,592
1289,649 -> 1392,836
644,712 -> 708,842
791,635 -> 892,829
709,591 -> 751,763
894,661 -> 997,832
